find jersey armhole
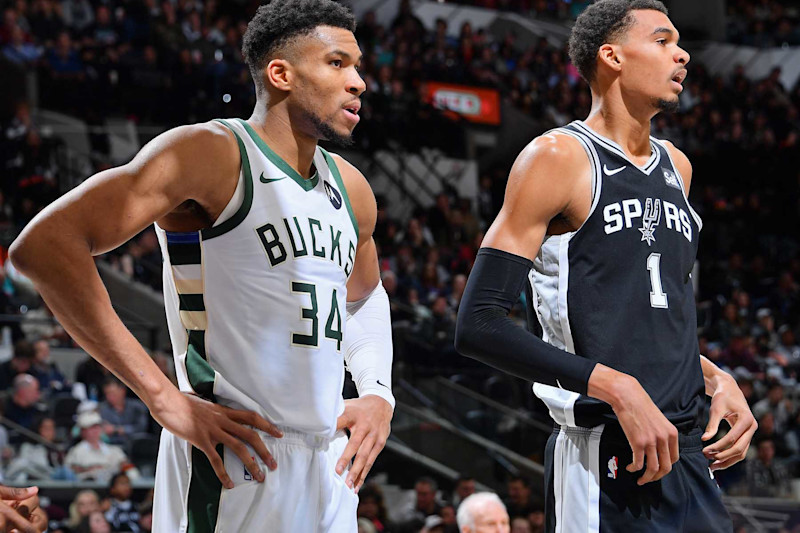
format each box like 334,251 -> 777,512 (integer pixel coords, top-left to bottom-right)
652,138 -> 703,231
200,119 -> 255,240
319,148 -> 360,241
552,129 -> 603,235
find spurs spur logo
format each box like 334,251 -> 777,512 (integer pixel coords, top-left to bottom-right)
639,198 -> 661,246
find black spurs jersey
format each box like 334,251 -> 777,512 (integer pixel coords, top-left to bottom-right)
528,120 -> 705,432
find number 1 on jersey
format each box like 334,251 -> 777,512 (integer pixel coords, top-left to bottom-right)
647,253 -> 668,309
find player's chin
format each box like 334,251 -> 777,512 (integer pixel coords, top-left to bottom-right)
654,95 -> 680,114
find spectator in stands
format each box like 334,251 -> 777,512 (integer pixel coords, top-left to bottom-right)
76,510 -> 111,533
4,373 -> 44,442
2,24 -> 41,66
394,476 -> 443,532
65,410 -> 129,484
31,339 -> 66,395
67,490 -> 101,530
0,339 -> 35,390
456,492 -> 510,533
744,438 -> 792,498
452,475 -> 476,508
504,476 -> 535,519
75,355 -> 111,401
752,382 -> 795,434
104,471 -> 140,533
357,483 -> 389,532
440,503 -> 457,531
98,377 -> 150,446
511,517 -> 531,533
5,416 -> 72,481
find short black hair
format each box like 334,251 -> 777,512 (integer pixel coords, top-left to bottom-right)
242,0 -> 356,92
569,0 -> 668,84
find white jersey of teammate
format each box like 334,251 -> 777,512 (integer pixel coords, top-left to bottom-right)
154,117 -> 359,438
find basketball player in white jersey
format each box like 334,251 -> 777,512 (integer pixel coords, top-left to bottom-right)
10,1 -> 393,531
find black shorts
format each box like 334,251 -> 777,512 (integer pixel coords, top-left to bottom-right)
544,424 -> 733,532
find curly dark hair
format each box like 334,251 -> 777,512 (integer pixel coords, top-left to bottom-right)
568,0 -> 668,84
242,0 -> 356,93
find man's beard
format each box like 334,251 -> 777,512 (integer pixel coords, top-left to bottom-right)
309,111 -> 354,147
654,97 -> 680,114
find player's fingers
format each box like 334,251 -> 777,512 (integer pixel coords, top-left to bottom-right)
356,437 -> 387,492
702,407 -> 723,441
709,421 -> 757,463
30,507 -> 47,532
347,434 -> 376,489
222,407 -> 283,439
703,414 -> 747,455
201,444 -> 234,489
637,444 -> 660,485
0,488 -> 36,502
220,434 -> 265,483
669,430 -> 680,465
336,411 -> 353,433
336,429 -> 365,476
223,420 -> 277,472
0,504 -> 36,533
654,438 -> 673,482
626,443 -> 644,473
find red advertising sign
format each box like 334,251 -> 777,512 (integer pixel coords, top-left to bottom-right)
424,82 -> 501,126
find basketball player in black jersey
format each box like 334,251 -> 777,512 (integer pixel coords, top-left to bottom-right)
455,1 -> 756,530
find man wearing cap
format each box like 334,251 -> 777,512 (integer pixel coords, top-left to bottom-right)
65,411 -> 129,483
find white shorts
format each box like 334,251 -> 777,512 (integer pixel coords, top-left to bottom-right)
152,427 -> 358,533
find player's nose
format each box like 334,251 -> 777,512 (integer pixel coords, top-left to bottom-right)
347,69 -> 366,96
676,46 -> 690,67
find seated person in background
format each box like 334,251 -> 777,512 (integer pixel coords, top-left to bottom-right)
5,373 -> 45,443
0,340 -> 35,391
65,411 -> 129,484
31,339 -> 67,396
67,490 -> 101,530
6,416 -> 74,481
744,437 -> 792,498
104,471 -> 140,533
98,378 -> 149,446
76,510 -> 112,533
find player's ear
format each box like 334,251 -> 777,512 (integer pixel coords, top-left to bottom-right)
597,44 -> 623,74
266,58 -> 293,92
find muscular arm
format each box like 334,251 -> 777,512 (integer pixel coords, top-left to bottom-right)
331,154 -> 393,490
456,133 -> 680,484
10,122 -> 281,488
664,141 -> 758,467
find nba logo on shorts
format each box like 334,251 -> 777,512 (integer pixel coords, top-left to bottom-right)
607,456 -> 618,479
244,456 -> 255,481
324,181 -> 343,210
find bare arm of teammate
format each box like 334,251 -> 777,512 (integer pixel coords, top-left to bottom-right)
332,154 -> 394,491
664,142 -> 758,470
10,123 -> 282,489
457,133 -> 679,485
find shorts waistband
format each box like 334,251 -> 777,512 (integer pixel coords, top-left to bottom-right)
261,427 -> 342,450
557,424 -> 705,452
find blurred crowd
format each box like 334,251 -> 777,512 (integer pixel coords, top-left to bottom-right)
0,2 -> 799,528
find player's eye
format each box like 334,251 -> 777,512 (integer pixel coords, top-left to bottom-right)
330,59 -> 342,67
656,39 -> 667,46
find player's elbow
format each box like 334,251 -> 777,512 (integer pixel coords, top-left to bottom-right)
8,233 -> 35,276
454,308 -> 478,357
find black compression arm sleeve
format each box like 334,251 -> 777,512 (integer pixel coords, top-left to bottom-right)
454,248 -> 596,395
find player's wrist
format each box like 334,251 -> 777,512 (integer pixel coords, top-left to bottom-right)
587,364 -> 640,409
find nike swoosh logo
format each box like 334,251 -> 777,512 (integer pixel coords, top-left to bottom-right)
603,164 -> 627,176
260,173 -> 286,184
376,380 -> 389,389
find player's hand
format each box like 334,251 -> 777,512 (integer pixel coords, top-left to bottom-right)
335,395 -> 393,492
151,390 -> 283,489
701,374 -> 757,471
610,376 -> 679,485
0,486 -> 44,533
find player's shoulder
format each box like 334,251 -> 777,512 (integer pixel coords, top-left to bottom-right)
326,152 -> 376,237
132,120 -> 238,170
510,129 -> 590,184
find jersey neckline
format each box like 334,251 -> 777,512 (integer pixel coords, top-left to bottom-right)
572,120 -> 660,175
236,118 -> 320,192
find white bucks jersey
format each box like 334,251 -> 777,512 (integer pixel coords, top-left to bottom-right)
155,118 -> 359,437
